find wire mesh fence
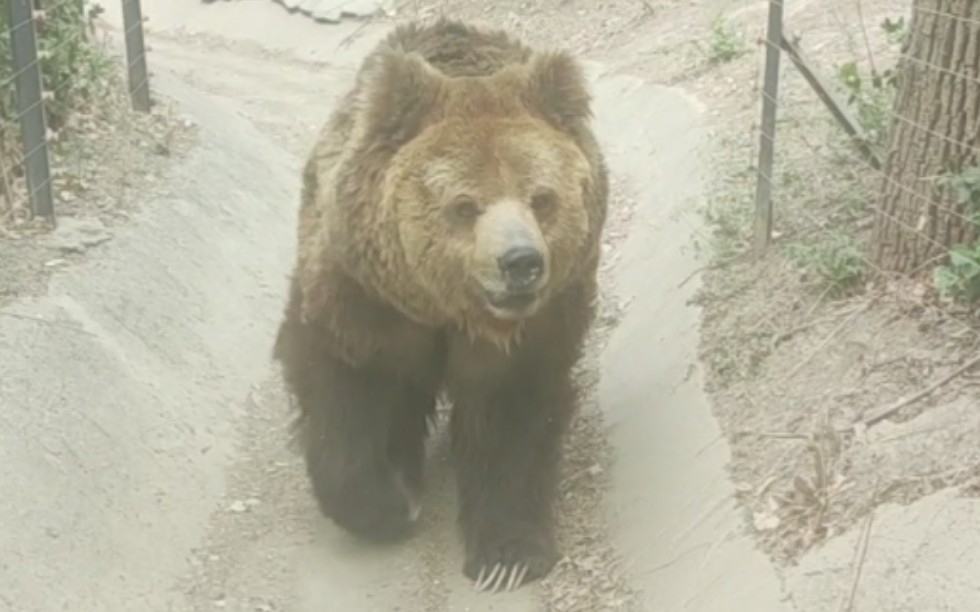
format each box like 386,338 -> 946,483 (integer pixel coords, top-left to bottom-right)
692,0 -> 980,568
1,0 -> 150,225
752,0 -> 980,309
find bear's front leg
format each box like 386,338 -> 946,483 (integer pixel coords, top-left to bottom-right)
294,351 -> 431,542
447,347 -> 577,592
273,281 -> 438,543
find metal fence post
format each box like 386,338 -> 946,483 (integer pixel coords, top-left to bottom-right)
7,0 -> 55,219
121,0 -> 150,112
753,0 -> 784,257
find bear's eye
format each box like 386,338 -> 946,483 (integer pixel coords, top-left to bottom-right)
531,189 -> 558,216
449,196 -> 481,222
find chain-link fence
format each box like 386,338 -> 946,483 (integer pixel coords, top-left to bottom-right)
753,0 -> 980,306
705,0 -> 980,567
1,0 -> 150,224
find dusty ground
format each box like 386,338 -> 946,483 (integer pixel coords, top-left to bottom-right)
3,0 -> 979,609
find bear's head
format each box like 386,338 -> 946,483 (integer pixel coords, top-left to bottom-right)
334,42 -> 606,342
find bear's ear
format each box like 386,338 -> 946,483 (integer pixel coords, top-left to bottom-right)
523,51 -> 593,131
355,50 -> 444,146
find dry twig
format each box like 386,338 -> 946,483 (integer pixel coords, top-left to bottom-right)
859,353 -> 980,428
734,430 -> 811,441
838,507 -> 875,612
782,300 -> 873,381
676,250 -> 753,290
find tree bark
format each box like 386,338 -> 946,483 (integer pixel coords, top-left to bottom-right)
871,0 -> 980,273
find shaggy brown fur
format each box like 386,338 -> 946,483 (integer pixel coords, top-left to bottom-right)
272,17 -> 608,591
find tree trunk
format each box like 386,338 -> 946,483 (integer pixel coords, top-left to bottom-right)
871,0 -> 980,273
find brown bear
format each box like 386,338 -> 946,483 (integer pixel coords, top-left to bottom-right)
272,17 -> 608,592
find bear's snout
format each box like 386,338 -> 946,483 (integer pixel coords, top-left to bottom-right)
478,215 -> 550,320
497,246 -> 545,290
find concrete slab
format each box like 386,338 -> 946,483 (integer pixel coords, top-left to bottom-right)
594,73 -> 793,611
0,58 -> 300,612
786,489 -> 980,611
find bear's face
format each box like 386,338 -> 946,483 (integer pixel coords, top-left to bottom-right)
390,117 -> 593,327
344,46 -> 603,337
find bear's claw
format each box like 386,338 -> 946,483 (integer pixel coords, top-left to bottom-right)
464,533 -> 557,593
474,562 -> 531,593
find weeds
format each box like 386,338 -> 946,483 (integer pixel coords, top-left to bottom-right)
833,16 -> 907,152
702,191 -> 754,261
935,166 -> 980,218
1,1 -> 119,220
787,233 -> 866,296
706,15 -> 748,65
932,167 -> 980,303
880,16 -> 909,47
35,2 -> 115,132
933,244 -> 980,302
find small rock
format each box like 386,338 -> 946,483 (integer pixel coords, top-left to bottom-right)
229,500 -> 248,513
752,509 -> 780,532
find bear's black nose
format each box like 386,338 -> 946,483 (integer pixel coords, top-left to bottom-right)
498,247 -> 544,287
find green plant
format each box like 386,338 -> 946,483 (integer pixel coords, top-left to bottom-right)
702,192 -> 754,261
835,60 -> 896,149
787,234 -> 867,294
881,16 -> 909,47
934,243 -> 980,302
933,166 -> 980,302
834,17 -> 907,151
36,1 -> 113,131
0,1 -> 111,137
706,16 -> 748,65
936,165 -> 980,221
